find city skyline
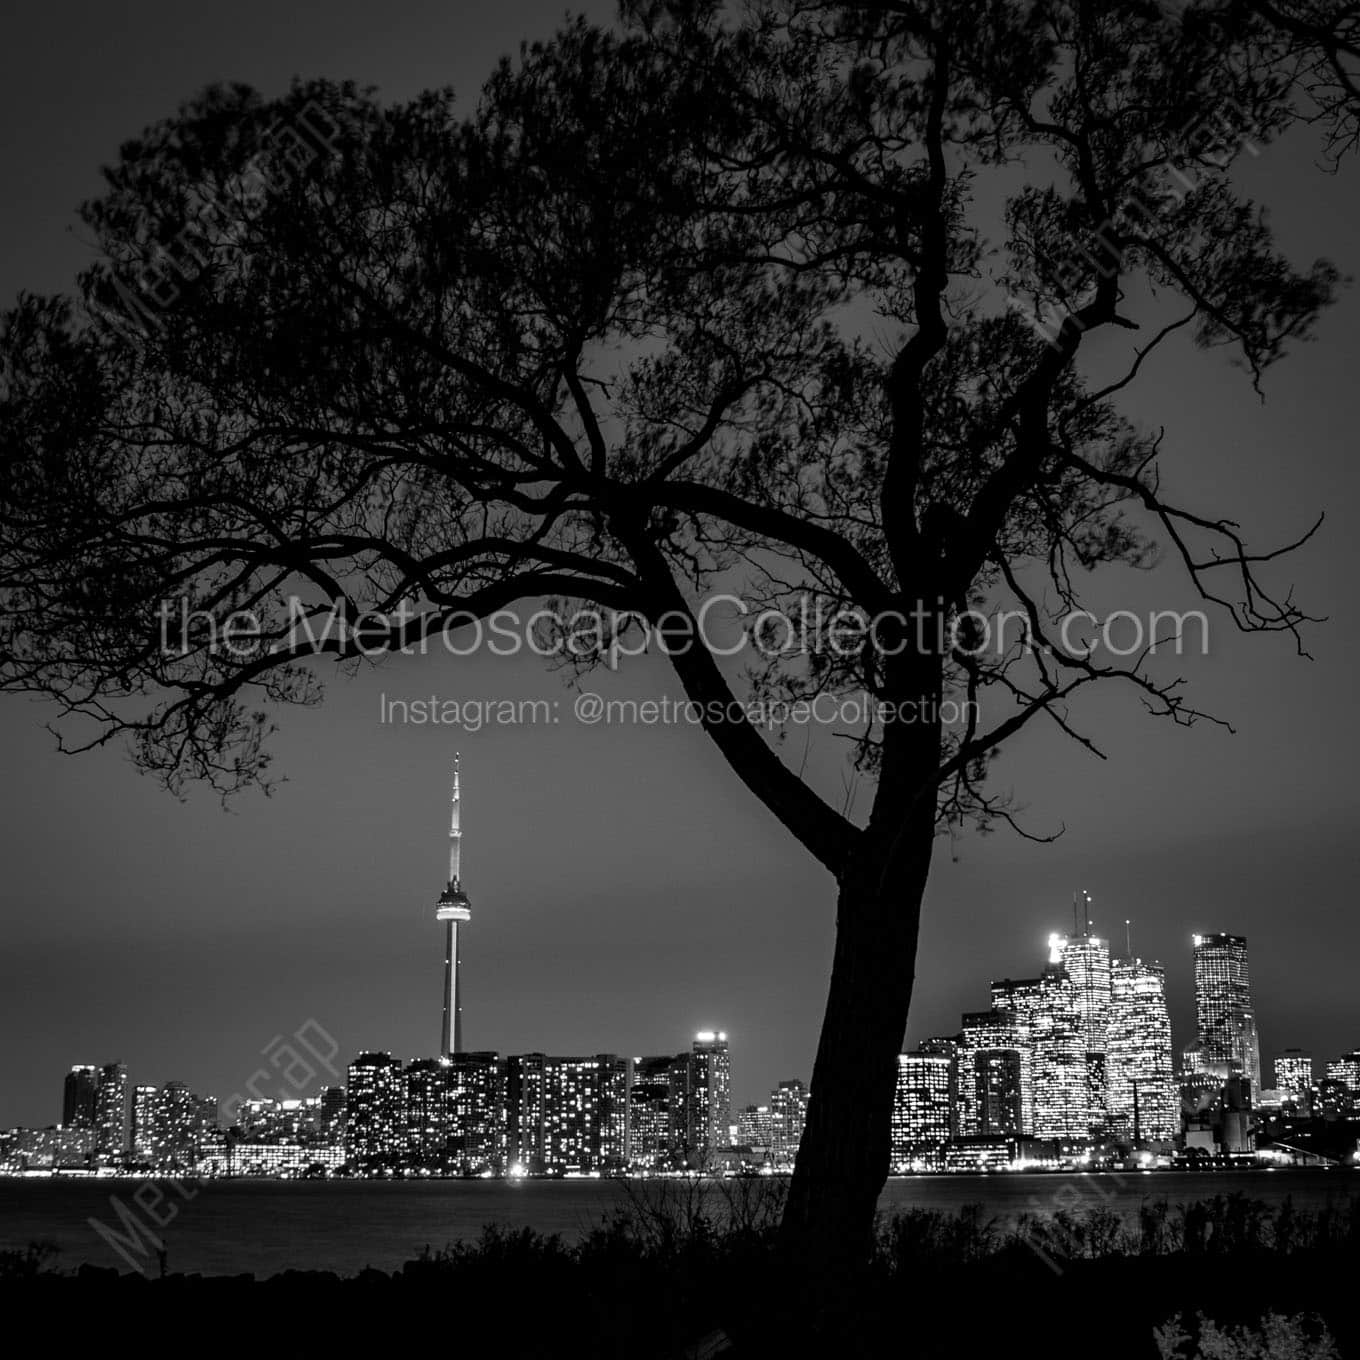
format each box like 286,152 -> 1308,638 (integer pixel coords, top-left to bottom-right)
14,911 -> 1352,1139
8,790 -> 1351,1177
13,919 -> 1356,1177
12,725 -> 1350,1133
1,744 -> 1352,1131
1,0 -> 1358,1153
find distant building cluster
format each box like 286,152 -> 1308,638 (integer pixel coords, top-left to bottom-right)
1,1031 -> 814,1179
336,1031 -> 754,1177
882,911 -> 1360,1171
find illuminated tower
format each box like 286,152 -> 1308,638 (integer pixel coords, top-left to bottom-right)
435,755 -> 472,1058
957,1012 -> 1024,1137
1192,933 -> 1260,1095
1106,957 -> 1178,1143
686,1031 -> 732,1161
63,1065 -> 98,1129
1051,894 -> 1113,1134
993,966 -> 1086,1141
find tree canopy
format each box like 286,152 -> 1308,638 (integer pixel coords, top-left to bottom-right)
0,3 -> 1333,866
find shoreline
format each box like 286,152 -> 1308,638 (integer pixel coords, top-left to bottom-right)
2,1162 -> 1356,1182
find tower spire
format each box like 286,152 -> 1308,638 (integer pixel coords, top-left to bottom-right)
1072,888 -> 1093,936
449,752 -> 462,887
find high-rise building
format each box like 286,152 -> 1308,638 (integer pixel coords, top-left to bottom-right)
320,1085 -> 346,1141
628,1056 -> 675,1170
541,1055 -> 630,1174
917,1036 -> 960,1138
148,1080 -> 201,1168
505,1052 -> 548,1174
1193,933 -> 1261,1096
95,1062 -> 127,1158
402,1053 -> 504,1174
1053,916 -> 1112,1053
994,967 -> 1087,1141
1052,916 -> 1112,1134
234,1095 -> 330,1145
768,1079 -> 809,1169
977,1049 -> 1025,1138
1274,1050 -> 1313,1111
346,1052 -> 406,1166
890,1052 -> 953,1169
63,1066 -> 98,1129
737,1104 -> 775,1150
1325,1051 -> 1360,1098
446,1051 -> 506,1173
684,1031 -> 732,1165
131,1085 -> 158,1161
666,1052 -> 694,1159
434,755 -> 472,1058
991,981 -> 1041,1132
404,1058 -> 452,1168
1106,958 -> 1178,1143
1317,1077 -> 1352,1117
956,1011 -> 1024,1137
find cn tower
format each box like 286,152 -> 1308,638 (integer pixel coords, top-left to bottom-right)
435,754 -> 472,1057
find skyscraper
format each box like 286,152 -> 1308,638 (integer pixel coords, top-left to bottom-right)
542,1055 -> 630,1173
1193,933 -> 1261,1095
404,1057 -> 452,1168
346,1052 -> 406,1167
1105,958 -> 1178,1143
994,967 -> 1087,1141
1325,1050 -> 1360,1098
446,1051 -> 506,1173
95,1062 -> 127,1158
917,1036 -> 960,1138
768,1079 -> 809,1169
435,755 -> 472,1058
505,1052 -> 548,1175
63,1065 -> 98,1129
1274,1050 -> 1314,1110
628,1056 -> 675,1170
320,1085 -> 347,1142
685,1031 -> 732,1163
1052,900 -> 1112,1053
149,1080 -> 201,1168
1052,908 -> 1112,1134
890,1052 -> 953,1169
957,1010 -> 1025,1137
737,1104 -> 775,1151
131,1085 -> 158,1161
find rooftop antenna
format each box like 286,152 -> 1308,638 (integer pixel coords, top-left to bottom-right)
1073,889 -> 1093,937
1125,918 -> 1133,958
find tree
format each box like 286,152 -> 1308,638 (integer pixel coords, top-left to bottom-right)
0,1 -> 1337,1270
1220,1 -> 1360,162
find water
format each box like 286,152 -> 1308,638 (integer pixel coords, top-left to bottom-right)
1,1169 -> 1355,1277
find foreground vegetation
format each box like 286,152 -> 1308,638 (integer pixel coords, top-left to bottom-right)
2,1189 -> 1357,1355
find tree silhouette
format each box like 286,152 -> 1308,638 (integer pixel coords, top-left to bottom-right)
1222,1 -> 1360,162
0,1 -> 1337,1268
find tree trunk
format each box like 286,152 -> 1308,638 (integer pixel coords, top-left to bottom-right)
780,806 -> 936,1272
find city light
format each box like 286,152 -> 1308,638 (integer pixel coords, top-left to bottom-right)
6,879 -> 1355,1180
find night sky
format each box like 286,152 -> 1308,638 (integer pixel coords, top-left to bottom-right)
1,1 -> 1356,1129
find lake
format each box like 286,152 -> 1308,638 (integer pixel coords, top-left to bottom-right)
1,1168 -> 1356,1277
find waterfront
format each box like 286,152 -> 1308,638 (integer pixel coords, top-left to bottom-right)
1,1168 -> 1355,1277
